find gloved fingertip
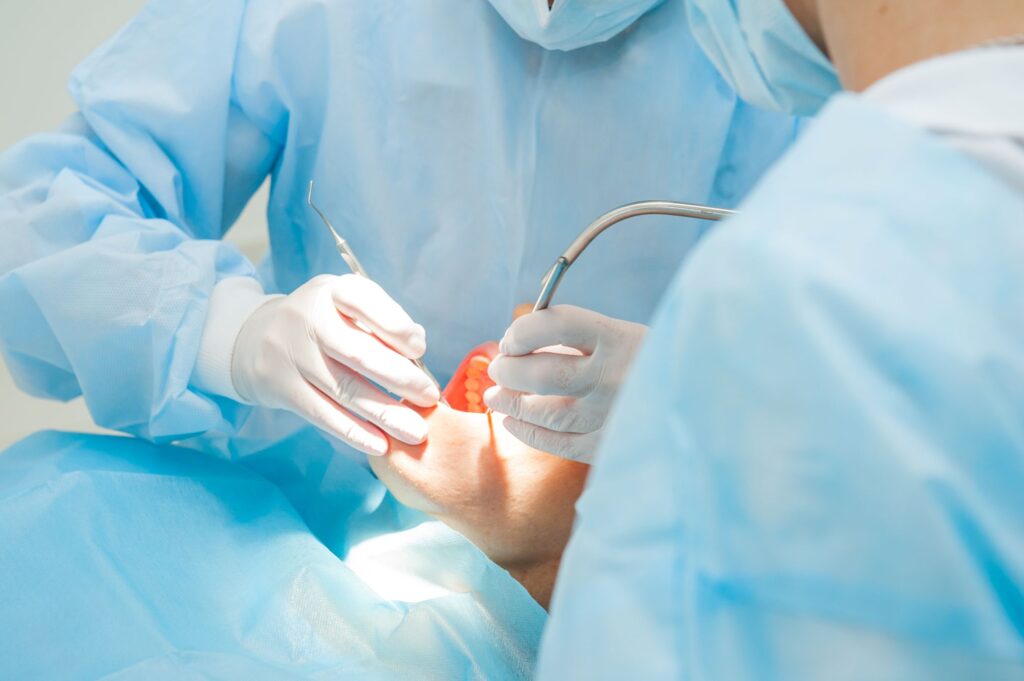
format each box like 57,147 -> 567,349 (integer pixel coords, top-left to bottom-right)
407,382 -> 441,408
486,356 -> 502,382
499,417 -> 530,445
482,385 -> 500,408
406,325 -> 427,358
380,405 -> 430,444
396,418 -> 430,445
406,429 -> 429,446
427,380 -> 441,401
361,436 -> 389,457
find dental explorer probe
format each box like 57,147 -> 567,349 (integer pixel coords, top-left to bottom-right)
532,200 -> 738,312
307,181 -> 447,403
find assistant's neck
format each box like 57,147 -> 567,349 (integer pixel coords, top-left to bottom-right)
816,0 -> 1024,91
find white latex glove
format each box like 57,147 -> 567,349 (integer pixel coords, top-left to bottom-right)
483,305 -> 647,463
231,274 -> 440,456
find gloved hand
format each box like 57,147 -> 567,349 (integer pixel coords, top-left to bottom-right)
231,274 -> 440,456
484,305 -> 647,463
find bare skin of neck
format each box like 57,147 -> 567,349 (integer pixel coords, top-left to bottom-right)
786,0 -> 1024,91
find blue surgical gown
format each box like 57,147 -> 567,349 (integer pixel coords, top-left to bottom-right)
0,431 -> 546,679
0,0 -> 795,571
0,0 -> 795,447
539,95 -> 1024,679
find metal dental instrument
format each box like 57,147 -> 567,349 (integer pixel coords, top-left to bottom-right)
532,200 -> 738,312
307,181 -> 447,403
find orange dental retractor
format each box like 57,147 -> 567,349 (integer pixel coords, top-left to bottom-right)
442,341 -> 499,413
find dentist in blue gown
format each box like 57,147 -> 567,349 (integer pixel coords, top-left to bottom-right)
0,1 -> 796,676
0,0 -> 794,466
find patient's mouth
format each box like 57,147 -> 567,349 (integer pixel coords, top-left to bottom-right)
442,342 -> 499,413
440,304 -> 532,414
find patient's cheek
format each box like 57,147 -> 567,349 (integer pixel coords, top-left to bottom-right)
368,343 -> 503,515
368,341 -> 588,566
368,406 -> 495,516
370,405 -> 586,567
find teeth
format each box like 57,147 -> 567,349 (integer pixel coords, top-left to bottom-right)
463,356 -> 494,414
445,344 -> 501,414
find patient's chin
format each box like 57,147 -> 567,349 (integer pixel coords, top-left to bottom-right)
369,342 -> 505,517
369,404 -> 501,518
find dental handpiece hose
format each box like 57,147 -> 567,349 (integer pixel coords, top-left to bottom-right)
486,199 -> 738,421
533,200 -> 738,312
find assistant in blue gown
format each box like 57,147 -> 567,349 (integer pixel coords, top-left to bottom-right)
539,95 -> 1024,679
0,0 -> 795,446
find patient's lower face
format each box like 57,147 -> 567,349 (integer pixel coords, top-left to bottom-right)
369,343 -> 589,607
371,404 -> 587,563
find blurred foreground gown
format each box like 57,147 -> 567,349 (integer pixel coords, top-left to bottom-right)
0,431 -> 546,679
540,94 -> 1024,680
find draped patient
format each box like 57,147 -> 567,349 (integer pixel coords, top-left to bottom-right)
369,343 -> 589,608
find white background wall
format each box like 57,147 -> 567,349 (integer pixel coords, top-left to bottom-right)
0,0 -> 269,449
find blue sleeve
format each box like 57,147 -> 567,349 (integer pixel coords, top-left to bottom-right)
543,212 -> 1024,678
0,0 -> 288,441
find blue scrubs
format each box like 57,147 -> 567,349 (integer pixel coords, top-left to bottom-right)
0,432 -> 545,679
539,95 -> 1024,679
0,0 -> 795,568
0,0 -> 795,447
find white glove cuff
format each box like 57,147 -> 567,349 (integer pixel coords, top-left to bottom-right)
191,276 -> 279,403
